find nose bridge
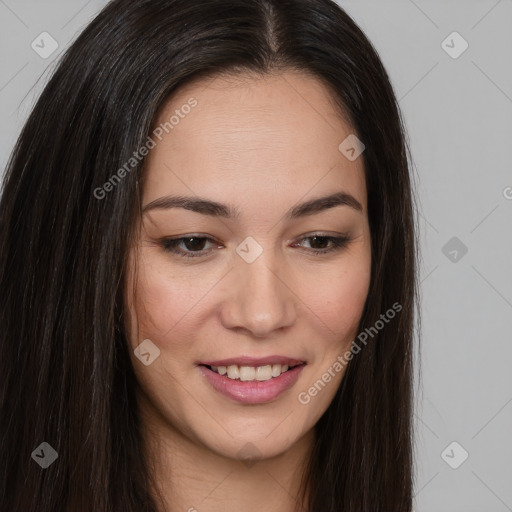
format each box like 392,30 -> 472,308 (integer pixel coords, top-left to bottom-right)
243,249 -> 281,300
223,241 -> 296,336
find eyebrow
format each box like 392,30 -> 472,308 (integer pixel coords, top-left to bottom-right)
142,191 -> 363,219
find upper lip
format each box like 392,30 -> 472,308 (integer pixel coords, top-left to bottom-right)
199,356 -> 306,367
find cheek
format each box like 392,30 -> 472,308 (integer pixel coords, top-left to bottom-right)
329,271 -> 369,335
298,255 -> 371,343
131,271 -> 193,349
127,253 -> 224,352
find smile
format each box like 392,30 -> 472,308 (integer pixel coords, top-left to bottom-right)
207,362 -> 301,381
198,358 -> 307,404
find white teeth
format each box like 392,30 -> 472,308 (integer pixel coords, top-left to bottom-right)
209,363 -> 298,381
255,365 -> 273,381
227,365 -> 239,379
271,364 -> 282,378
239,366 -> 256,381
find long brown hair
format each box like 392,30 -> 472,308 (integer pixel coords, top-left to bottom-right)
0,0 -> 420,510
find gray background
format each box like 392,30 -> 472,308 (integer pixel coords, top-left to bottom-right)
1,1 -> 511,511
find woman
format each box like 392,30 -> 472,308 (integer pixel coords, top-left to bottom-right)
0,0 -> 420,511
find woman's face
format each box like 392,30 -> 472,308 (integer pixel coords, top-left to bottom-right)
125,71 -> 371,461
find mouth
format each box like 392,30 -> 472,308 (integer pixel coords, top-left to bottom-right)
197,357 -> 307,404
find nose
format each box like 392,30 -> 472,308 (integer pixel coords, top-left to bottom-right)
219,250 -> 297,338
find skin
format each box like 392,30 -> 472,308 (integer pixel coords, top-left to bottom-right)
124,70 -> 372,512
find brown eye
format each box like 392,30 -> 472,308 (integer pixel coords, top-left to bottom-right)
294,234 -> 352,255
161,236 -> 218,258
306,235 -> 331,250
160,233 -> 352,260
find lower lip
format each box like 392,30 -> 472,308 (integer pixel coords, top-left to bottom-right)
198,364 -> 305,404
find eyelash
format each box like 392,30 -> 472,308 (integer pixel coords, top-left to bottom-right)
159,234 -> 352,259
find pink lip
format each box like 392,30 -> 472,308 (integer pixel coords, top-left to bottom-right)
198,364 -> 306,404
199,355 -> 305,367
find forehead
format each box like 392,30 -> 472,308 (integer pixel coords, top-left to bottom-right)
143,71 -> 366,212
